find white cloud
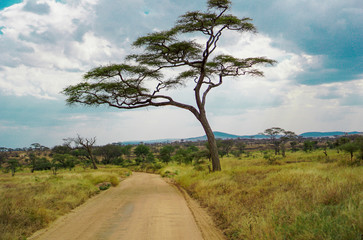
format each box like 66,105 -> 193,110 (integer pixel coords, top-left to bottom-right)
0,0 -> 362,148
0,0 -> 124,98
0,65 -> 81,98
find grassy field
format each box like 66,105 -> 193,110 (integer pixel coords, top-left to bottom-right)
162,150 -> 363,240
1,149 -> 362,240
0,166 -> 131,240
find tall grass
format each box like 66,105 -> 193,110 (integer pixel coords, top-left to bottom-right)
162,150 -> 363,240
0,167 -> 131,240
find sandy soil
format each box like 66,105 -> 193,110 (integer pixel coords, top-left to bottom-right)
29,172 -> 225,240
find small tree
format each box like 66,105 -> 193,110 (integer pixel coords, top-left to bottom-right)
173,148 -> 194,164
262,127 -> 296,157
28,153 -> 37,172
217,139 -> 234,157
63,0 -> 276,171
134,144 -> 150,164
6,158 -> 20,176
290,141 -> 299,152
340,142 -> 360,162
0,152 -> 8,165
263,127 -> 283,155
51,145 -> 72,155
50,158 -> 61,175
52,154 -> 77,171
95,144 -> 123,164
193,149 -> 211,164
159,145 -> 175,163
280,131 -> 297,157
235,140 -> 246,156
303,140 -> 317,152
65,135 -> 98,169
145,152 -> 155,163
31,143 -> 41,151
32,157 -> 52,171
121,145 -> 133,161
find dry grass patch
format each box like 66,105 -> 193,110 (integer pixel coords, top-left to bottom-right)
0,167 -> 131,240
164,152 -> 363,240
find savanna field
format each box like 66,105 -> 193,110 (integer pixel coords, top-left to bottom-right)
0,167 -> 131,240
162,150 -> 363,240
0,147 -> 362,240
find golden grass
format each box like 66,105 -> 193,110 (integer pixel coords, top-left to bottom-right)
162,150 -> 363,240
0,167 -> 131,240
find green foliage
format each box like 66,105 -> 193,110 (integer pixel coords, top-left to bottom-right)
95,144 -> 123,164
290,141 -> 299,152
111,156 -> 124,166
263,127 -> 297,156
32,157 -> 52,171
207,55 -> 275,77
193,149 -> 211,164
339,138 -> 363,165
52,154 -> 77,173
4,158 -> 20,176
303,140 -> 318,152
70,148 -> 88,158
340,142 -> 359,160
207,0 -> 231,9
0,152 -> 8,165
51,145 -> 72,155
134,144 -> 150,163
217,139 -> 234,157
172,148 -> 195,164
159,145 -> 175,163
145,152 -> 155,163
121,145 -> 132,160
337,136 -> 350,146
98,182 -> 111,191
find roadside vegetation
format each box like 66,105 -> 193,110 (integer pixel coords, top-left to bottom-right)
0,167 -> 130,240
162,151 -> 362,239
1,131 -> 362,239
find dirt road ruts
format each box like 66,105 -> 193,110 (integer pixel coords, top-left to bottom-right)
29,172 -> 224,240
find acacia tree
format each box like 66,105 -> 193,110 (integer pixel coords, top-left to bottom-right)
63,0 -> 276,171
280,130 -> 297,157
263,127 -> 284,155
6,159 -> 20,177
263,127 -> 296,156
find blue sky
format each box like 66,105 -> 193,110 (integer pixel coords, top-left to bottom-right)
0,0 -> 362,148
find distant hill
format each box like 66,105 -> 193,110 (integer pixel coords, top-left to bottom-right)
116,138 -> 178,145
187,131 -> 242,141
299,131 -> 361,138
116,131 -> 362,145
189,131 -> 362,140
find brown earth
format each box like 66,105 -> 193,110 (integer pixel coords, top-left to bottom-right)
29,172 -> 225,240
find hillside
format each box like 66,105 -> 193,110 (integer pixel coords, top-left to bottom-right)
117,131 -> 362,145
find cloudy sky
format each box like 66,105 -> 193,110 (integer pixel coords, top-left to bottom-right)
0,0 -> 362,148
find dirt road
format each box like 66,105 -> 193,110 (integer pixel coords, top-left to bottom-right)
30,172 -> 224,240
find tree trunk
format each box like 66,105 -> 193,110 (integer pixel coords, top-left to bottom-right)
281,144 -> 286,157
90,153 -> 98,169
91,159 -> 98,169
85,147 -> 98,169
199,114 -> 221,171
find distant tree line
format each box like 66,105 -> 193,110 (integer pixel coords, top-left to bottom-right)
1,129 -> 362,176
